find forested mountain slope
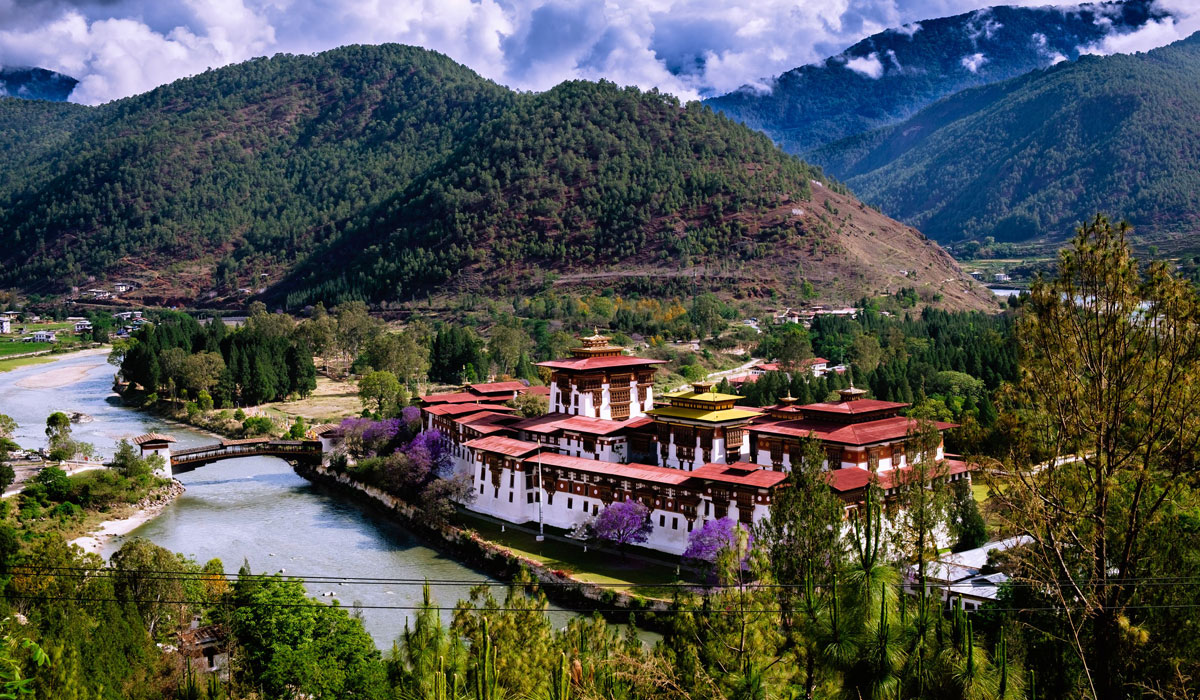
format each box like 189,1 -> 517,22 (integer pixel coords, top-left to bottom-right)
807,32 -> 1200,245
0,44 -> 514,297
275,80 -> 992,310
0,45 -> 992,311
704,0 -> 1163,155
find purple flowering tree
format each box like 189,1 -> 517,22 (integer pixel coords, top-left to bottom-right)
592,498 -> 653,549
682,518 -> 752,564
405,429 -> 450,477
401,405 -> 422,432
339,417 -> 402,456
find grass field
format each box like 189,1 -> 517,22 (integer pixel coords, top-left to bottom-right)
464,515 -> 688,595
0,356 -> 56,372
266,376 -> 362,424
0,341 -> 54,356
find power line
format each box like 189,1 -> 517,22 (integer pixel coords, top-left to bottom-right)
5,593 -> 1200,616
9,565 -> 1200,591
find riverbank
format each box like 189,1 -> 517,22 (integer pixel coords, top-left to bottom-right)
296,462 -> 684,631
69,480 -> 185,554
0,346 -> 108,374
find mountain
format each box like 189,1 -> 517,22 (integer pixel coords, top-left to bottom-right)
0,67 -> 78,101
704,0 -> 1165,155
806,32 -> 1200,246
0,44 -> 993,311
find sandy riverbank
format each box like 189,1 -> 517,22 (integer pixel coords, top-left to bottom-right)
12,348 -> 109,387
69,481 -> 185,555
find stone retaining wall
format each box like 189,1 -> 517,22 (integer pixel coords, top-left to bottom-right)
294,463 -> 675,626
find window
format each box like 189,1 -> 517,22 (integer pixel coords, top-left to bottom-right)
527,494 -> 534,504
480,485 -> 484,494
593,505 -> 598,515
509,474 -> 514,488
508,493 -> 513,503
568,497 -> 574,510
659,515 -> 665,527
479,467 -> 485,481
493,488 -> 499,498
672,517 -> 678,530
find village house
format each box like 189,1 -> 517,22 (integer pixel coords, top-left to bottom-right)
0,319 -> 9,334
27,330 -> 56,343
74,320 -> 93,332
420,332 -> 973,556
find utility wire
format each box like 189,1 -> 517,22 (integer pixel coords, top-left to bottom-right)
9,564 -> 1200,589
4,593 -> 1200,616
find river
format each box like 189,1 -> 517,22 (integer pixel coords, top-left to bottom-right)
0,351 -> 581,646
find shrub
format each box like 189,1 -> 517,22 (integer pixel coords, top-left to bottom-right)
242,416 -> 275,436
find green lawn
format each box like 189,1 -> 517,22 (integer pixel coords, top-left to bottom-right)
0,356 -> 56,372
462,515 -> 690,595
0,341 -> 54,357
971,483 -> 990,504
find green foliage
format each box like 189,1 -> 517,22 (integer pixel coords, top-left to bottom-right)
949,480 -> 989,552
229,571 -> 388,699
358,370 -> 404,416
120,311 -> 316,406
31,468 -> 70,502
241,416 -> 275,436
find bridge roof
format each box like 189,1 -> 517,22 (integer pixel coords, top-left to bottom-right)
132,432 -> 176,445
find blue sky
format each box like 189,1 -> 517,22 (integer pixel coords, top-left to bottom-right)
0,0 -> 1194,104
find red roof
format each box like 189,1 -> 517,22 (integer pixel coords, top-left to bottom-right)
509,412 -> 635,436
824,467 -> 873,492
525,452 -> 692,485
463,435 -> 544,457
798,399 -> 909,416
555,415 -> 631,436
822,459 -> 976,493
527,385 -> 551,396
468,381 -> 527,394
424,403 -> 517,417
803,357 -> 830,366
455,411 -> 520,435
756,362 -> 781,372
752,416 -> 957,446
420,391 -> 490,404
511,413 -> 570,434
874,458 -> 976,490
691,462 -> 789,488
536,356 -> 666,371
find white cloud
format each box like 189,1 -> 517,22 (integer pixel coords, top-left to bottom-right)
846,51 -> 885,78
960,52 -> 987,72
0,0 -> 1195,105
1077,2 -> 1200,57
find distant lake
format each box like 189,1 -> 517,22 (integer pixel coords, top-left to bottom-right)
991,288 -> 1022,298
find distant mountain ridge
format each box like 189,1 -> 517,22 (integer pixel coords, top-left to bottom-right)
0,67 -> 77,101
704,0 -> 1166,155
0,45 -> 993,312
806,32 -> 1200,246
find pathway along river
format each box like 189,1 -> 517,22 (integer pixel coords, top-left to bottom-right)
0,351 -> 584,646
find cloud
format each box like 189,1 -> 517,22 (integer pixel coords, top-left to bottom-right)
1077,2 -> 1200,57
960,52 -> 987,72
0,0 -> 1195,105
845,51 -> 885,78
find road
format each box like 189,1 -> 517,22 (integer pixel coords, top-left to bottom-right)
673,357 -> 762,392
